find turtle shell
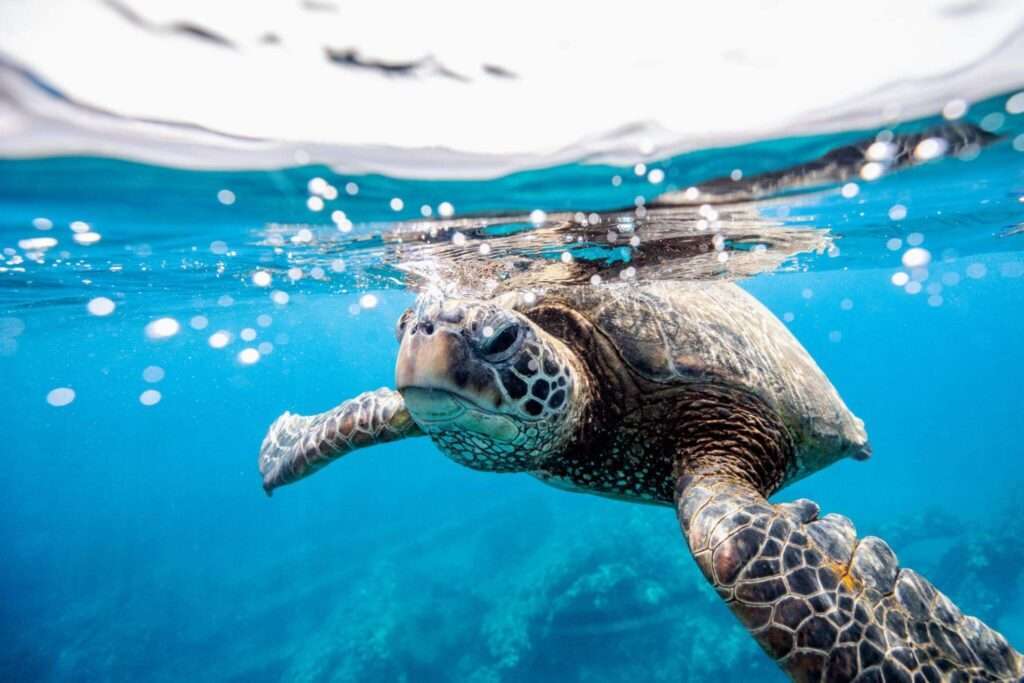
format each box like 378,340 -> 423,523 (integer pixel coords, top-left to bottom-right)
498,281 -> 870,484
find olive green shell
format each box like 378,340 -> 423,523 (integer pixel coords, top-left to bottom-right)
499,281 -> 870,486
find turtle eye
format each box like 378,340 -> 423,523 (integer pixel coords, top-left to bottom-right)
480,323 -> 522,360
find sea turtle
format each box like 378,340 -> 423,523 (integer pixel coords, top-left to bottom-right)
259,279 -> 1021,681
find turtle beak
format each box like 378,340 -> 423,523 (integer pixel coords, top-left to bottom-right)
394,309 -> 504,410
395,324 -> 464,392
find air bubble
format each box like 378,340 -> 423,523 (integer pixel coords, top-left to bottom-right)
1007,91 -> 1024,115
980,112 -> 1005,132
859,162 -> 884,181
942,99 -> 968,120
87,297 -> 116,316
966,263 -> 987,279
142,366 -> 165,383
145,317 -> 180,340
140,389 -> 162,406
913,138 -> 947,161
73,232 -> 101,245
46,387 -> 75,407
208,331 -> 231,348
902,248 -> 931,269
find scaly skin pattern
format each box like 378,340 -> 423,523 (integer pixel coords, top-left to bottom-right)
259,387 -> 421,494
677,474 -> 1023,682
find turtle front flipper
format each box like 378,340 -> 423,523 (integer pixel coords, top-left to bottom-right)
259,387 -> 422,495
676,474 -> 1023,682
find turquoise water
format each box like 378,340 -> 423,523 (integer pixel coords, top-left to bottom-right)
2,94 -> 1024,681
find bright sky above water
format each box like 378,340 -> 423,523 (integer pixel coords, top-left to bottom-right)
1,0 -> 1024,176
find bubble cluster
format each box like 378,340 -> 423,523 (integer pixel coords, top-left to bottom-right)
18,237 -> 57,250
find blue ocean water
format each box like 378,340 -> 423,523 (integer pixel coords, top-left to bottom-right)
1,96 -> 1023,682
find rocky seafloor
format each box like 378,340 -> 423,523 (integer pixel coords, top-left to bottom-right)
6,486 -> 1022,682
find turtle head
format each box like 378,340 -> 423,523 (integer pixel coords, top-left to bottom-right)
394,296 -> 585,471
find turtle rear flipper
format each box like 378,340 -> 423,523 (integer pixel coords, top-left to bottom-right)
258,387 -> 422,495
676,473 -> 1023,681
